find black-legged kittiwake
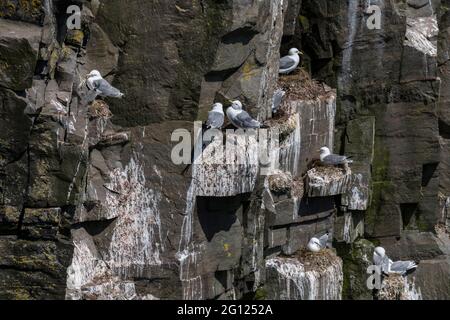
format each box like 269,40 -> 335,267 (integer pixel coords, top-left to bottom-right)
272,89 -> 286,114
279,48 -> 303,74
319,147 -> 353,166
87,70 -> 124,98
226,100 -> 263,129
181,102 -> 224,175
206,103 -> 225,129
307,232 -> 329,253
373,247 -> 418,275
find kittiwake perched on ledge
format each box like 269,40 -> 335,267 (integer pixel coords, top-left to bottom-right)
272,89 -> 286,114
307,232 -> 330,253
181,102 -> 224,175
279,48 -> 303,74
319,147 -> 353,166
206,103 -> 225,129
373,247 -> 418,276
226,100 -> 264,129
86,70 -> 124,98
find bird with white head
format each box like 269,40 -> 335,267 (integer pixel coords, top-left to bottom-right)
226,100 -> 262,129
206,103 -> 225,129
279,48 -> 303,74
319,147 -> 353,166
86,69 -> 124,99
307,232 -> 329,253
373,246 -> 418,275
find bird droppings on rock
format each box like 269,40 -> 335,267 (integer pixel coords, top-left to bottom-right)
377,274 -> 422,300
266,249 -> 343,300
289,249 -> 341,273
306,165 -> 353,197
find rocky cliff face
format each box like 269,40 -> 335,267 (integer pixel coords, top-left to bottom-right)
1,0 -> 450,300
293,0 -> 450,299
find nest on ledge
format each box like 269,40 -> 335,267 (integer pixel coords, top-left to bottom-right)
268,171 -> 293,194
88,100 -> 113,119
377,274 -> 420,300
307,165 -> 350,185
278,69 -> 335,102
264,112 -> 298,142
286,248 -> 340,273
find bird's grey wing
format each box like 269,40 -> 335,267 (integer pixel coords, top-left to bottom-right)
280,56 -> 296,70
390,261 -> 417,273
318,233 -> 329,248
93,78 -> 123,97
206,111 -> 224,129
323,154 -> 348,165
272,89 -> 285,112
236,111 -> 261,128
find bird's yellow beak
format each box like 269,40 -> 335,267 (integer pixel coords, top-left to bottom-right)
300,51 -> 304,55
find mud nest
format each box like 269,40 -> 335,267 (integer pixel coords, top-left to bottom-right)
278,69 -> 335,102
291,177 -> 305,199
307,165 -> 349,184
264,113 -> 298,142
435,223 -> 450,239
268,171 -> 293,194
377,274 -> 419,300
287,249 -> 340,273
88,100 -> 113,119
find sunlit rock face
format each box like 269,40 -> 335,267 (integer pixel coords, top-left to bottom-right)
266,250 -> 343,300
289,0 -> 450,299
2,0 -> 450,301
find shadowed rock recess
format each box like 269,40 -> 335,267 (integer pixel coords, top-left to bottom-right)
1,0 -> 450,300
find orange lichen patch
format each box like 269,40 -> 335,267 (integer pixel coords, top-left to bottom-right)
278,69 -> 334,102
88,100 -> 113,119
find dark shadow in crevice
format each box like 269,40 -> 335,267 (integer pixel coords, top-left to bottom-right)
197,193 -> 250,241
298,196 -> 335,216
439,119 -> 450,139
71,217 -> 117,237
221,26 -> 257,45
400,203 -> 419,230
422,162 -> 439,187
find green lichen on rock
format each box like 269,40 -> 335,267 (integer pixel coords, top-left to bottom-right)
336,239 -> 375,300
298,15 -> 310,31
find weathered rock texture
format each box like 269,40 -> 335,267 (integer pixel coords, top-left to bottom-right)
1,0 -> 450,301
291,0 -> 450,299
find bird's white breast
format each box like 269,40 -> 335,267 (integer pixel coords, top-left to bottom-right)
291,54 -> 300,65
307,239 -> 321,252
226,107 -> 240,119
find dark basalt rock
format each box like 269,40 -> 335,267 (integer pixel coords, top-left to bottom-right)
1,0 -> 450,301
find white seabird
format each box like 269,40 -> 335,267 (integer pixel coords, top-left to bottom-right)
206,103 -> 225,129
307,233 -> 329,253
272,89 -> 286,114
319,147 -> 353,166
373,246 -> 418,275
279,48 -> 302,74
86,70 -> 124,98
181,102 -> 224,175
226,100 -> 262,129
